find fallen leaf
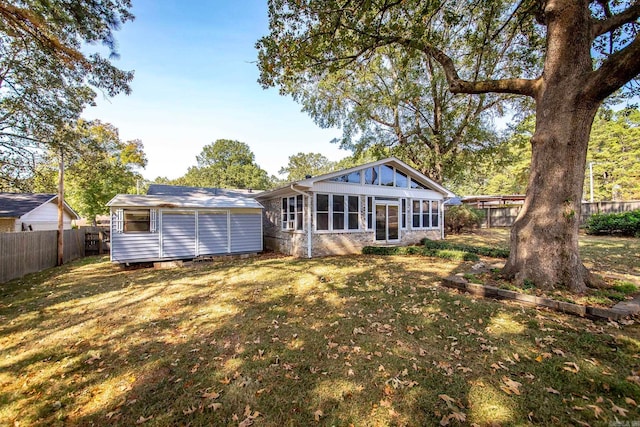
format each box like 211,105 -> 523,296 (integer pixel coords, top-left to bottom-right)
208,402 -> 222,410
609,400 -> 628,417
586,405 -> 602,419
552,348 -> 566,357
136,415 -> 153,424
219,376 -> 231,385
313,409 -> 324,422
563,362 -> 580,373
625,397 -> 637,406
183,406 -> 197,415
500,376 -> 522,395
201,391 -> 220,400
545,387 -> 560,395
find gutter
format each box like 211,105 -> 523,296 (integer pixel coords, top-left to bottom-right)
290,184 -> 312,258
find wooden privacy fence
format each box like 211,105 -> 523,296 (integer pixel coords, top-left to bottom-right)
0,229 -> 86,284
456,200 -> 640,229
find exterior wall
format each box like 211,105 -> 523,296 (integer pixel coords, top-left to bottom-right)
111,207 -> 263,263
18,202 -> 74,231
261,192 -> 444,258
0,219 -> 16,232
261,196 -> 308,257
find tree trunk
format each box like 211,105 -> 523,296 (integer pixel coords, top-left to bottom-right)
502,0 -> 600,293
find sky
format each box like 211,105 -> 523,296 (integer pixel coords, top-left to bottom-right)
82,0 -> 348,181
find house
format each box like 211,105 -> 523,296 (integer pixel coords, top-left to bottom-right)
255,157 -> 455,258
106,185 -> 263,264
0,193 -> 80,232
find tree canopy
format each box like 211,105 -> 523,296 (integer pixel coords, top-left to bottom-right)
257,0 -> 640,292
278,152 -> 335,181
33,121 -> 146,221
0,0 -> 134,189
176,139 -> 271,190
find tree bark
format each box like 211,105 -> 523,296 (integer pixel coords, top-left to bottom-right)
502,0 -> 599,292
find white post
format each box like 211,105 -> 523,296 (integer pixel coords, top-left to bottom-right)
589,162 -> 594,203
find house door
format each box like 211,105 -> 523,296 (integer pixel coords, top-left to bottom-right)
375,204 -> 399,242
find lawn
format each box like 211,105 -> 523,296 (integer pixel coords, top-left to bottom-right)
447,228 -> 640,280
1,251 -> 639,426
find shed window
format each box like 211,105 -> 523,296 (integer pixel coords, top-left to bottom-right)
124,209 -> 151,233
282,195 -> 304,231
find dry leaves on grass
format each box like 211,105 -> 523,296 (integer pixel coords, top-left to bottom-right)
500,376 -> 522,395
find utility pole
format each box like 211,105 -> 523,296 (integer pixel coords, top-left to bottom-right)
57,147 -> 64,266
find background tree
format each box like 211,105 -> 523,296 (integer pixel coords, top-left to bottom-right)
257,0 -> 640,293
0,0 -> 134,189
34,121 -> 147,222
278,152 -> 335,181
177,139 -> 271,190
292,45 -> 506,183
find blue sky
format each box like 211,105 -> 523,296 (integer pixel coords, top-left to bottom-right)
82,0 -> 347,180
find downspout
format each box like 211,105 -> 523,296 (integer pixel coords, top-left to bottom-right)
441,198 -> 452,240
290,184 -> 312,258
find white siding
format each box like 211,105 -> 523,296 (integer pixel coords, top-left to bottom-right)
312,181 -> 443,200
198,212 -> 229,255
161,211 -> 197,258
110,232 -> 160,263
230,213 -> 262,253
19,201 -> 74,231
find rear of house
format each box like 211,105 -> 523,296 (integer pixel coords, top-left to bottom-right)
255,157 -> 455,257
107,189 -> 263,263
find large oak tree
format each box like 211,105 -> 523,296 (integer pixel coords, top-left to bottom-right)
257,0 -> 640,293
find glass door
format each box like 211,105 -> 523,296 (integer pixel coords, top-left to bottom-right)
375,204 -> 400,242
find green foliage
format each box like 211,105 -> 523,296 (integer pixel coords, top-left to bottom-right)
175,140 -> 271,190
585,209 -> 640,237
421,238 -> 510,259
444,205 -> 486,234
278,152 -> 335,181
0,0 -> 134,191
612,281 -> 638,294
34,120 -> 146,221
362,245 -> 479,261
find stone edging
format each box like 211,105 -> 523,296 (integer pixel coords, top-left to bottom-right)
441,275 -> 640,321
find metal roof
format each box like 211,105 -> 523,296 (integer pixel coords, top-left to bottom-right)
0,193 -> 80,219
147,184 -> 261,198
107,194 -> 264,209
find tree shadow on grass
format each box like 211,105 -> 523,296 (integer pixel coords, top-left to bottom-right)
1,254 -> 639,426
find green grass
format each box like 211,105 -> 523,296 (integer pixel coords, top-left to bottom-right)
0,254 -> 639,426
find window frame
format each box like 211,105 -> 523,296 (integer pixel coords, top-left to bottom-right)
410,199 -> 440,229
281,195 -> 304,231
315,193 -> 361,232
122,209 -> 155,234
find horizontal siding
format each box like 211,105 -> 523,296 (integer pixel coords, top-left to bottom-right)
230,214 -> 262,253
162,212 -> 196,258
111,232 -> 159,263
198,213 -> 229,255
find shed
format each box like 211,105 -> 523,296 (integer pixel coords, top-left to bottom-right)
0,193 -> 80,232
107,190 -> 263,263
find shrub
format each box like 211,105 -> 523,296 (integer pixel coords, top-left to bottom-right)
421,238 -> 510,259
444,205 -> 486,234
585,209 -> 640,237
361,245 -> 479,261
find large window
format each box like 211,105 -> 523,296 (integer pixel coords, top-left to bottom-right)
411,200 -> 439,229
282,195 -> 304,231
316,194 -> 360,231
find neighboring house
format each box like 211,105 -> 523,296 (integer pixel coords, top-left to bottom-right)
106,185 -> 263,263
255,157 -> 456,258
0,193 -> 79,232
461,195 -> 526,208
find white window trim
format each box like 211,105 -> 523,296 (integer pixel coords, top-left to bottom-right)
411,199 -> 440,229
315,193 -> 361,233
281,195 -> 304,231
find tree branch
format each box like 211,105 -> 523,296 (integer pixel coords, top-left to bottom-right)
591,1 -> 640,39
583,33 -> 640,101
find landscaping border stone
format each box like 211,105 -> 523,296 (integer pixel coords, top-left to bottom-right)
441,275 -> 640,321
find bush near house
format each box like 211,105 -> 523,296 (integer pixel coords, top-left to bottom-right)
585,209 -> 640,237
421,238 -> 510,259
445,205 -> 486,234
362,245 -> 480,261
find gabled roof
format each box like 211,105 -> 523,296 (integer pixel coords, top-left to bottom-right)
0,193 -> 80,219
255,157 -> 456,199
147,184 -> 260,198
107,194 -> 263,210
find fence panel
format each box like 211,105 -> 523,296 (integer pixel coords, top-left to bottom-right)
450,200 -> 640,229
0,229 -> 86,283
